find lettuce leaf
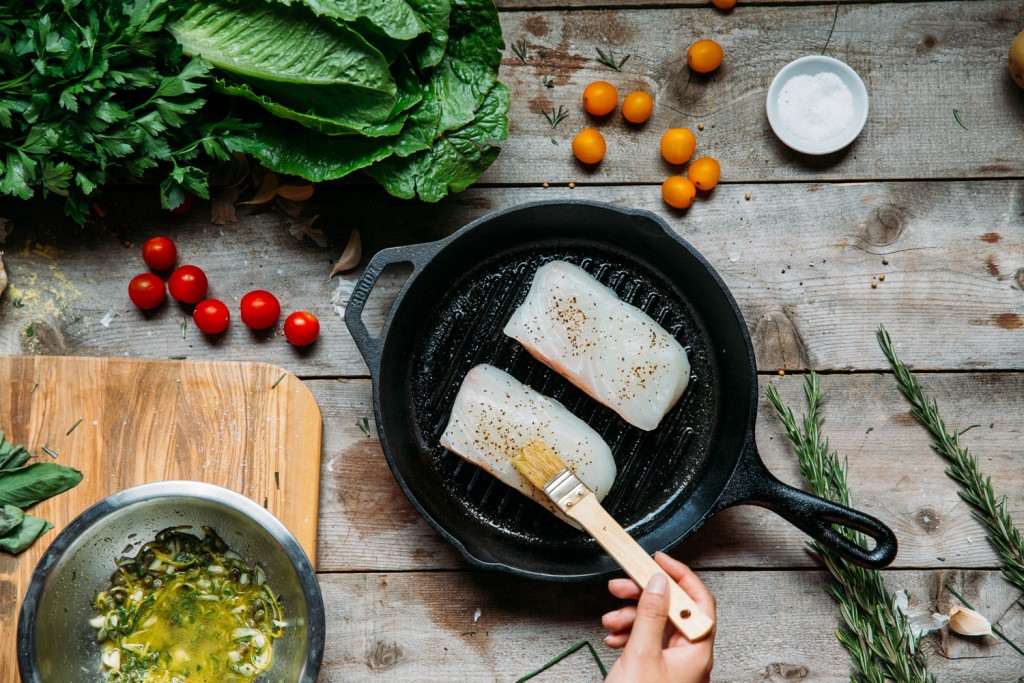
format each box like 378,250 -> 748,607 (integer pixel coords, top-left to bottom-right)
170,0 -> 397,126
406,0 -> 451,69
285,0 -> 430,42
366,82 -> 508,201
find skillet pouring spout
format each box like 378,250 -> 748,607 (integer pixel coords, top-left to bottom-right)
714,436 -> 898,569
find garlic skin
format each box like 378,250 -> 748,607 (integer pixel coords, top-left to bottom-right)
948,605 -> 992,636
329,230 -> 361,279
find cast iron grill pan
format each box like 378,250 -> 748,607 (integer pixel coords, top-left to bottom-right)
412,242 -> 717,549
346,200 -> 898,580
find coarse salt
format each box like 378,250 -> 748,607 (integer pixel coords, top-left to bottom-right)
777,71 -> 854,142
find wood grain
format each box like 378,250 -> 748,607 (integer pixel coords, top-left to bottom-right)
487,1 -> 1024,184
311,373 -> 1024,572
317,568 -> 1024,681
3,181 -> 1023,375
0,356 -> 322,683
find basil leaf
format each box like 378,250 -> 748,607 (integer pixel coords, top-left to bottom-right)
0,463 -> 83,509
0,504 -> 25,536
0,514 -> 53,555
0,432 -> 32,472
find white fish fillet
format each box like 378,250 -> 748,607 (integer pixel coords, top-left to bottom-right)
504,261 -> 690,431
440,364 -> 616,515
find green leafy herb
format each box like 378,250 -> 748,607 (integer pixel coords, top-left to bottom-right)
595,47 -> 629,71
767,373 -> 934,683
0,0 -> 249,222
514,640 -> 607,682
878,325 -> 1024,594
0,462 -> 82,508
542,104 -> 568,129
0,504 -> 25,535
0,431 -> 32,471
0,513 -> 53,554
511,38 -> 529,62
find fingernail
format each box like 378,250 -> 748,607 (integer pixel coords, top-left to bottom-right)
647,573 -> 668,596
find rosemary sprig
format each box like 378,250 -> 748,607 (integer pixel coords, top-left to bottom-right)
542,105 -> 569,129
767,373 -> 934,683
511,38 -> 529,63
514,640 -> 607,682
877,325 -> 1024,594
357,417 -> 371,438
595,48 -> 630,72
945,584 -> 1024,658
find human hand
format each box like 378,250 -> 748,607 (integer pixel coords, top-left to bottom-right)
602,552 -> 716,683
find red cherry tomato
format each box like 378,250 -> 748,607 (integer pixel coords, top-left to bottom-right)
193,299 -> 230,335
284,311 -> 320,346
240,290 -> 281,330
168,265 -> 208,304
128,273 -> 166,310
142,236 -> 177,271
168,191 -> 194,216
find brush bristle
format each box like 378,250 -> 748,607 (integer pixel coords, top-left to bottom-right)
512,439 -> 569,488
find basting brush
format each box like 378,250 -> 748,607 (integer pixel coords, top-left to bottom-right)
512,439 -> 714,641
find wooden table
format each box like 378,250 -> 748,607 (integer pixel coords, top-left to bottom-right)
2,1 -> 1023,680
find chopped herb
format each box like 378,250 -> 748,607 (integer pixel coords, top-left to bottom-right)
263,497 -> 268,508
953,108 -> 968,131
275,471 -> 280,490
515,640 -> 607,682
542,75 -> 554,89
865,426 -> 873,434
12,297 -> 24,308
25,325 -> 34,338
511,38 -> 529,63
357,417 -> 371,438
168,356 -> 188,360
550,138 -> 558,146
180,318 -> 187,340
271,373 -> 287,389
542,105 -> 569,129
31,384 -> 38,395
41,444 -> 59,459
66,418 -> 83,436
537,49 -> 547,59
595,47 -> 630,72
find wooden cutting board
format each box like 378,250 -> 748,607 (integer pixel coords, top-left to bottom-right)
0,355 -> 322,683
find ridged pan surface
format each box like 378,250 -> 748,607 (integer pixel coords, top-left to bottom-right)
411,239 -> 719,552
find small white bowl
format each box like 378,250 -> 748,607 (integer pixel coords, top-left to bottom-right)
766,55 -> 868,155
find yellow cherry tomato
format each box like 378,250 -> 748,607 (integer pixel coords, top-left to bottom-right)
687,39 -> 723,74
660,128 -> 696,165
582,81 -> 618,116
572,128 -> 606,164
621,91 -> 654,124
711,0 -> 736,9
662,176 -> 697,209
688,157 -> 721,190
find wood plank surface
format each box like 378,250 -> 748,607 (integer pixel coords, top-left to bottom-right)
311,373 -> 1024,572
3,180 -> 1022,375
486,1 -> 1024,183
0,356 -> 322,683
317,569 -> 1024,681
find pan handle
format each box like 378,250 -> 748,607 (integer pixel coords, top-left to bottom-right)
718,439 -> 898,569
345,241 -> 444,376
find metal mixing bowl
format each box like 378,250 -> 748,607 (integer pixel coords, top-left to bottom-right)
17,481 -> 325,682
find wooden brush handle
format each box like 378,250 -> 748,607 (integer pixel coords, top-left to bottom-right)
565,494 -> 714,641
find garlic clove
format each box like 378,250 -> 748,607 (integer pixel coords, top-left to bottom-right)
329,230 -> 362,279
948,605 -> 992,636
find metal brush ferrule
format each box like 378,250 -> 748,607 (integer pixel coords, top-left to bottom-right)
543,469 -> 590,512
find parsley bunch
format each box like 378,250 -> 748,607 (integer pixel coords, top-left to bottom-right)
0,0 -> 247,223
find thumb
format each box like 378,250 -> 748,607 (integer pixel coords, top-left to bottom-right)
622,573 -> 669,660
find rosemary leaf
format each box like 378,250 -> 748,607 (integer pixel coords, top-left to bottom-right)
511,38 -> 529,63
595,47 -> 630,72
953,109 -> 968,131
66,418 -> 83,436
357,417 -> 371,438
767,373 -> 934,683
878,325 -> 1024,595
542,105 -> 568,129
271,373 -> 287,389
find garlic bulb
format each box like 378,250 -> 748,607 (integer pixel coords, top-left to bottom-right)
948,605 -> 992,636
